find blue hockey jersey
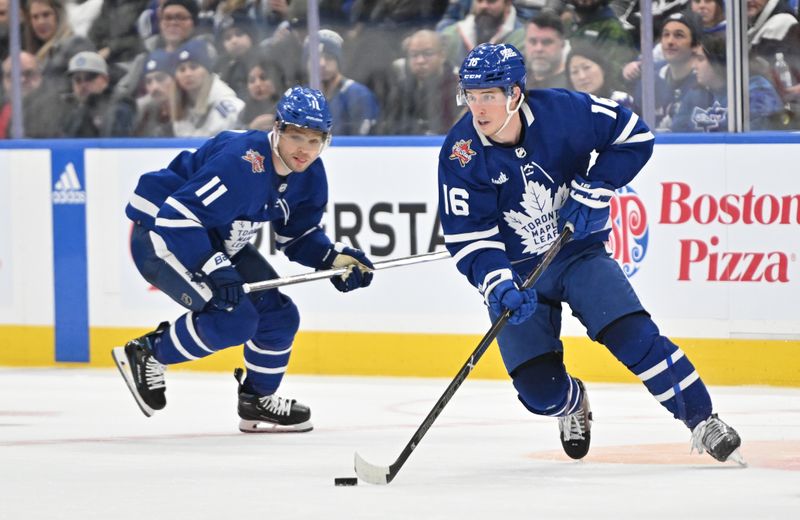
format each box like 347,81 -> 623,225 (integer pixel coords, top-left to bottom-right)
437,88 -> 654,296
126,130 -> 336,273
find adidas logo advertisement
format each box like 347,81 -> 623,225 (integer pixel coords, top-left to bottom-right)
52,162 -> 86,204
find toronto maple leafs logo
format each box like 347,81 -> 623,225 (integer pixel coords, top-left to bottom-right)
692,101 -> 727,131
504,181 -> 569,254
449,139 -> 477,167
242,149 -> 266,173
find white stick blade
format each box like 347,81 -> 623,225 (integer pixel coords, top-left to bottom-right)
353,452 -> 390,485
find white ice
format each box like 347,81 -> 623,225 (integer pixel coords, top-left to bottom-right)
0,368 -> 797,519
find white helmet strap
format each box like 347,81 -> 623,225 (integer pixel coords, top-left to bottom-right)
491,89 -> 525,138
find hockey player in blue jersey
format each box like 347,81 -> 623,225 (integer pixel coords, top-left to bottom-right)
438,43 -> 743,463
113,86 -> 374,433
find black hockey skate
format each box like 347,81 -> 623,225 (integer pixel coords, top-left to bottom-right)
691,414 -> 746,465
234,368 -> 312,433
111,323 -> 168,417
558,379 -> 592,460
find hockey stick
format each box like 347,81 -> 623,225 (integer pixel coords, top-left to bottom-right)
353,228 -> 572,485
243,250 -> 451,293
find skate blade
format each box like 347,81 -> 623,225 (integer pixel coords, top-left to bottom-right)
111,347 -> 156,418
238,419 -> 313,433
727,448 -> 747,467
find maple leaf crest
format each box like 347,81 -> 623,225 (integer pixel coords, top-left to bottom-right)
504,181 -> 569,254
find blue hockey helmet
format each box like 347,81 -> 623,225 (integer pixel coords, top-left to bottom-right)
275,86 -> 333,134
458,43 -> 527,101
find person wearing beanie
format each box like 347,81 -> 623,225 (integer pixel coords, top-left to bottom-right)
215,12 -> 259,99
134,49 -> 177,137
649,11 -> 704,130
171,38 -> 244,136
304,29 -> 379,135
671,34 -> 784,132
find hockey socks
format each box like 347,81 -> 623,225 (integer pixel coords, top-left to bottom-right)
601,313 -> 712,429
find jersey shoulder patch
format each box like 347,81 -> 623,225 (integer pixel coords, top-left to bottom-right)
242,148 -> 266,173
448,138 -> 477,167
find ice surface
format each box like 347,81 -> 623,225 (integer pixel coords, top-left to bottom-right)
0,368 -> 797,519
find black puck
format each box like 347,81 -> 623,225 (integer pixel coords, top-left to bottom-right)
334,477 -> 358,486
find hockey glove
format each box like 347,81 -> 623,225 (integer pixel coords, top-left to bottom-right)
199,252 -> 245,311
330,246 -> 374,293
486,279 -> 537,325
558,175 -> 616,240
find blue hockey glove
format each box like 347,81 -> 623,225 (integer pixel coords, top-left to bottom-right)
199,252 -> 245,311
486,280 -> 537,325
558,175 -> 616,240
330,246 -> 374,293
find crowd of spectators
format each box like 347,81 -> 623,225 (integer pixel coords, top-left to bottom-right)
0,0 -> 798,138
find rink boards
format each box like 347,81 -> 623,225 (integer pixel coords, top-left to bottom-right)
0,135 -> 798,386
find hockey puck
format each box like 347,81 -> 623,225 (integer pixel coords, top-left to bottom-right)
334,477 -> 358,486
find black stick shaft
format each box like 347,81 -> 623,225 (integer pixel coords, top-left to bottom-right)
383,229 -> 572,483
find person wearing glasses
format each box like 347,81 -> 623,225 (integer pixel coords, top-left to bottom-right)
114,86 -> 375,433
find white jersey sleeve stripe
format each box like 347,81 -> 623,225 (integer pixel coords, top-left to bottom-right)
591,104 -> 617,119
452,240 -> 506,264
619,131 -> 655,145
129,193 -> 159,217
444,226 -> 500,243
165,196 -> 202,222
612,112 -> 639,146
275,226 -> 318,245
155,217 -> 204,228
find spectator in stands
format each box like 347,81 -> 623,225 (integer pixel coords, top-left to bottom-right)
565,0 -> 635,78
171,37 -> 244,136
524,9 -> 568,89
383,29 -> 461,135
0,0 -> 12,62
690,0 -> 726,35
116,0 -> 209,100
88,0 -> 149,65
59,50 -> 136,137
438,0 -> 565,29
671,34 -> 784,131
237,52 -> 283,131
1,51 -> 40,138
22,0 -> 95,94
439,0 -> 526,67
259,0 -> 307,88
214,11 -> 259,99
308,29 -> 379,136
134,49 -> 176,137
615,0 -> 690,42
565,41 -> 636,109
748,0 -> 800,106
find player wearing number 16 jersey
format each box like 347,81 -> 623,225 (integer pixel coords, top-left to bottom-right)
437,43 -> 743,464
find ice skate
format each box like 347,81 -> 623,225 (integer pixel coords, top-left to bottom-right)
558,379 -> 592,460
234,368 -> 312,433
111,323 -> 168,417
691,414 -> 746,466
